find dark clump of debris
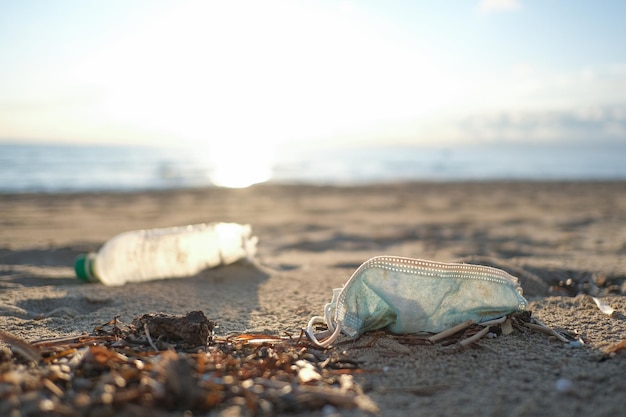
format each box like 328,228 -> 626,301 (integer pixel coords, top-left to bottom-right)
130,310 -> 216,350
547,269 -> 626,297
0,311 -> 377,417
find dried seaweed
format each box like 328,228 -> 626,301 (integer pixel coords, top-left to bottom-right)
0,311 -> 377,417
0,308 -> 582,416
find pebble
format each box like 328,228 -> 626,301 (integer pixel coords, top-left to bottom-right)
555,378 -> 574,394
322,404 -> 340,417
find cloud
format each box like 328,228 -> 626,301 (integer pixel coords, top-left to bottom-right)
477,0 -> 522,14
440,106 -> 626,145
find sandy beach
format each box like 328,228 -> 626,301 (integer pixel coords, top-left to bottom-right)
1,181 -> 626,416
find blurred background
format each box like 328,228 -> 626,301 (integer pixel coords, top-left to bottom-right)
1,0 -> 625,191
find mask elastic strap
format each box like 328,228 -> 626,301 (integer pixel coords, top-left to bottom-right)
306,302 -> 341,348
306,289 -> 344,348
306,316 -> 343,348
324,301 -> 335,332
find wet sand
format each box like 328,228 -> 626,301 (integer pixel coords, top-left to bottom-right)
1,181 -> 626,416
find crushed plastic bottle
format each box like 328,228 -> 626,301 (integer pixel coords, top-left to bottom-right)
74,222 -> 257,286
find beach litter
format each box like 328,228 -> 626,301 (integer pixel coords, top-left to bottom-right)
306,256 -> 528,348
0,254 -> 599,415
74,222 -> 257,286
306,256 -> 586,350
591,296 -> 616,315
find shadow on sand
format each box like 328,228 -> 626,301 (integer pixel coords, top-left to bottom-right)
0,246 -> 269,334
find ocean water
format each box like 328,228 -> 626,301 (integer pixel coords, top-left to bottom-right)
1,142 -> 625,193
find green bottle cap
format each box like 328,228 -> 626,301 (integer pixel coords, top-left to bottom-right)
74,253 -> 96,282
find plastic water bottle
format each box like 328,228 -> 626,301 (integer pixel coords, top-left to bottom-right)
74,222 -> 258,286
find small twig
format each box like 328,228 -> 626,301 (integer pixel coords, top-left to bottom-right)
143,323 -> 159,351
295,329 -> 305,345
459,325 -> 491,347
31,334 -> 111,347
42,378 -> 65,397
428,320 -> 474,343
0,329 -> 42,362
522,322 -> 569,343
524,316 -> 571,342
479,316 -> 507,326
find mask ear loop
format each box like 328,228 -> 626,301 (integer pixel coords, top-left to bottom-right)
305,301 -> 343,348
306,317 -> 342,348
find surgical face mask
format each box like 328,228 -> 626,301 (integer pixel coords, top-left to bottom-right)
307,256 -> 528,347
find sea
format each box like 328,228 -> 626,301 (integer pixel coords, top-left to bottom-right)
1,141 -> 625,193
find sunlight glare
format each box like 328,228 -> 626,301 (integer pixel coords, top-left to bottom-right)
208,140 -> 274,188
66,0 -> 458,168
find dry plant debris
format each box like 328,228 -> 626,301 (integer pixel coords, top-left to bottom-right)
329,311 -> 583,354
0,309 -> 585,417
604,340 -> 626,358
0,311 -> 376,417
428,311 -> 585,352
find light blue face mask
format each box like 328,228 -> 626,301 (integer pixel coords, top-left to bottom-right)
307,256 -> 528,347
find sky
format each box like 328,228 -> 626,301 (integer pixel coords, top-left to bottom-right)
1,0 -> 625,154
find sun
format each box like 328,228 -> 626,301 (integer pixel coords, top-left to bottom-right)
208,140 -> 274,188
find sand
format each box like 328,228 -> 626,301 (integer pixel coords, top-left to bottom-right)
1,181 -> 626,416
